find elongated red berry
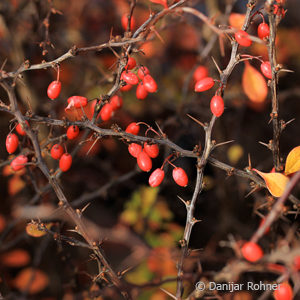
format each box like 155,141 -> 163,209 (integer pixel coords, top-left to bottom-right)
47,81 -> 61,100
137,151 -> 152,172
210,95 -> 224,117
120,83 -> 133,92
125,122 -> 140,135
138,66 -> 150,80
16,121 -> 29,136
121,71 -> 139,85
235,30 -> 252,47
11,155 -> 28,171
143,75 -> 157,93
258,23 -> 270,39
6,133 -> 19,154
67,96 -> 88,109
273,282 -> 293,300
172,167 -> 188,187
136,83 -> 148,100
121,14 -> 135,31
260,61 -> 272,79
125,57 -> 136,70
67,125 -> 80,140
193,65 -> 209,82
149,168 -> 165,187
99,103 -> 113,121
50,144 -> 64,160
59,153 -> 72,172
128,143 -> 142,158
241,241 -> 263,262
144,142 -> 159,158
194,77 -> 214,92
109,95 -> 123,111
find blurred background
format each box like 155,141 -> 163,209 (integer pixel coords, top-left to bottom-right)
0,0 -> 299,299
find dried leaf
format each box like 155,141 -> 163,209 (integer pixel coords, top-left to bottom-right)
285,146 -> 300,175
229,13 -> 245,29
242,61 -> 268,103
253,169 -> 289,197
14,267 -> 49,294
26,222 -> 52,238
2,249 -> 30,267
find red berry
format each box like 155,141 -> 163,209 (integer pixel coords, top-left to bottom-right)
143,75 -> 157,93
258,23 -> 270,39
125,122 -> 140,135
6,133 -> 19,154
109,95 -> 123,111
137,66 -> 150,80
210,95 -> 224,117
194,77 -> 214,92
16,121 -> 29,136
67,96 -> 88,109
120,83 -> 133,92
11,155 -> 28,171
241,241 -> 263,262
293,256 -> 300,271
137,151 -> 152,172
149,168 -> 165,187
121,14 -> 135,31
50,144 -> 64,160
193,65 -> 209,82
136,83 -> 148,100
59,153 -> 72,172
144,142 -> 159,158
99,103 -> 113,121
128,143 -> 142,158
273,282 -> 293,300
121,71 -> 139,85
235,30 -> 252,47
125,57 -> 136,70
172,167 -> 188,187
47,80 -> 61,100
273,4 -> 286,17
260,61 -> 272,79
67,125 -> 80,140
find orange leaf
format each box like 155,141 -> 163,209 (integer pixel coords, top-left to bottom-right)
229,13 -> 245,29
253,169 -> 289,197
8,175 -> 26,196
285,146 -> 300,175
14,267 -> 49,294
2,249 -> 30,267
149,0 -> 168,8
26,222 -> 52,238
242,61 -> 268,103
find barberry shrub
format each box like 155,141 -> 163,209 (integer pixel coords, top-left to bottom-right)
0,0 -> 299,299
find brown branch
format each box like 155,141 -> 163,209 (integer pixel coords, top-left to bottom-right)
0,81 -> 132,300
267,6 -> 281,171
251,171 -> 300,244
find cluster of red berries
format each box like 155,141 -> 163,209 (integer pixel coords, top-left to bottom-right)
125,122 -> 188,188
193,66 -> 224,117
6,122 -> 30,171
120,57 -> 158,100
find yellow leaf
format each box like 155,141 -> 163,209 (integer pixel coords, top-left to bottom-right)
242,61 -> 268,103
26,222 -> 52,238
227,144 -> 244,165
253,169 -> 289,197
285,146 -> 300,175
229,13 -> 245,29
